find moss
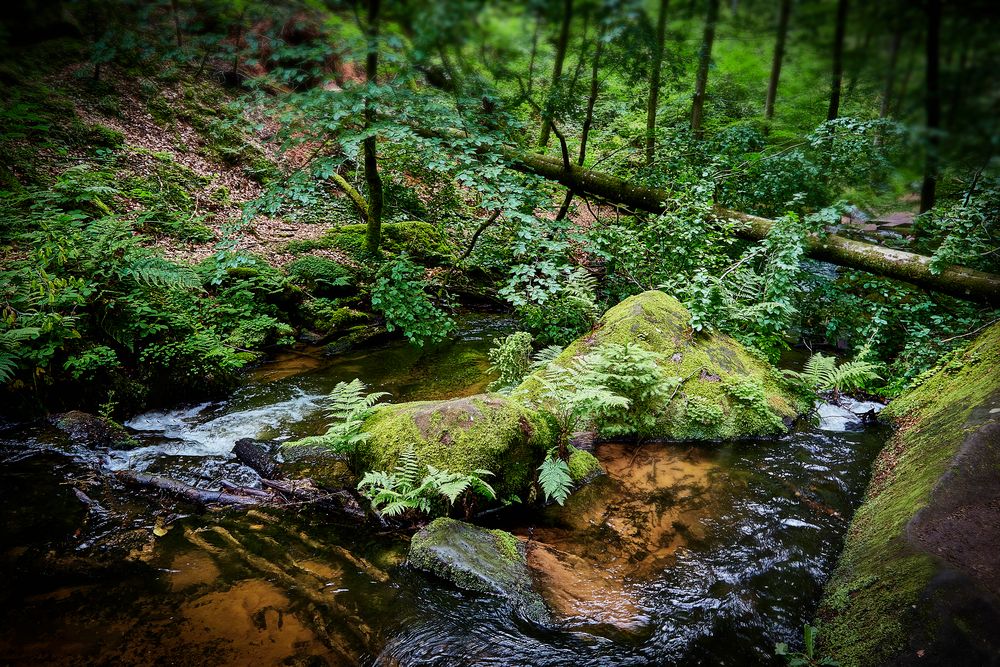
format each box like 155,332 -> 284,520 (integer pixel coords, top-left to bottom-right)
285,255 -> 355,295
360,394 -> 557,497
408,517 -> 549,624
817,322 -> 1000,666
286,221 -> 455,265
515,291 -> 797,441
566,446 -> 603,483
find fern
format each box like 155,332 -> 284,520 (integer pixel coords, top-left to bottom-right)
0,326 -> 40,382
529,344 -> 564,373
538,452 -> 573,505
284,379 -> 389,466
783,352 -> 881,398
124,256 -> 201,290
357,445 -> 497,518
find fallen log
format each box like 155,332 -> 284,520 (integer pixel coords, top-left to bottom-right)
116,471 -> 267,507
505,150 -> 1000,304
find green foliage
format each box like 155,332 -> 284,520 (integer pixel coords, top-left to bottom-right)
285,255 -> 354,295
536,359 -> 630,454
371,254 -> 455,347
501,264 -> 599,346
487,331 -> 534,392
916,182 -> 1000,275
537,449 -> 573,506
581,343 -> 676,439
782,353 -> 881,399
358,445 -> 496,518
775,624 -> 839,667
284,379 -> 388,469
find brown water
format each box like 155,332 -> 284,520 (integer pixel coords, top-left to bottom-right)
0,316 -> 888,666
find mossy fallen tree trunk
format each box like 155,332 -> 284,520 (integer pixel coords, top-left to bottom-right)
816,322 -> 1000,665
504,150 -> 1000,305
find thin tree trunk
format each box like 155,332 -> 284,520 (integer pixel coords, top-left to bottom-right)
690,0 -> 719,138
879,24 -> 903,118
645,0 -> 670,165
363,0 -> 384,252
919,0 -> 941,214
764,0 -> 791,122
171,0 -> 183,48
826,0 -> 848,121
527,11 -> 541,98
567,12 -> 590,96
538,0 -> 573,148
556,34 -> 605,221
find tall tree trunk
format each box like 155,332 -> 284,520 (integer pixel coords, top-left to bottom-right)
556,34 -> 605,221
527,11 -> 541,98
538,0 -> 574,148
645,0 -> 670,165
879,23 -> 903,118
171,0 -> 183,48
919,0 -> 941,214
690,0 -> 719,138
363,0 -> 384,253
826,0 -> 848,121
764,0 -> 791,122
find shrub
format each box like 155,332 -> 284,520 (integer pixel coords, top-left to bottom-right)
370,254 -> 455,347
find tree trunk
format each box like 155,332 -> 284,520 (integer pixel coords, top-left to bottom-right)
691,0 -> 719,139
645,0 -> 670,165
171,0 -> 183,48
556,34 -> 605,221
499,150 -> 1000,304
879,24 -> 903,118
764,0 -> 791,122
527,11 -> 541,98
826,0 -> 848,121
363,0 -> 384,253
919,0 -> 941,214
539,0 -> 574,148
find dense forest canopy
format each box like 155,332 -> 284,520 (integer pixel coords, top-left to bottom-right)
1,0 -> 998,409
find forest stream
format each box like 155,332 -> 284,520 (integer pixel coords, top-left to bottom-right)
0,316 -> 888,666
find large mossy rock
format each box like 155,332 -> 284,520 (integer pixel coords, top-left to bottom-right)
515,290 -> 798,440
359,394 -> 556,498
409,517 -> 550,624
817,322 -> 1000,666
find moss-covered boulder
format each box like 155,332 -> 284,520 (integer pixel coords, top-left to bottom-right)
50,411 -> 138,449
817,322 -> 1000,666
359,394 -> 556,498
409,517 -> 550,624
515,290 -> 797,440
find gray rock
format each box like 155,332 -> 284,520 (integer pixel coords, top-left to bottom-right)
409,517 -> 550,625
50,410 -> 138,449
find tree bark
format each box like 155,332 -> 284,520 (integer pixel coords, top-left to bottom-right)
919,0 -> 941,213
645,0 -> 670,165
826,0 -> 848,121
764,0 -> 791,122
691,0 -> 719,138
538,0 -> 574,148
556,33 -> 605,221
501,150 -> 1000,304
879,23 -> 903,118
363,0 -> 384,253
171,0 -> 183,48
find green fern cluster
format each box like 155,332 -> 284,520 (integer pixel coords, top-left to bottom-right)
357,445 -> 496,518
537,449 -> 573,505
782,352 -> 881,399
581,343 -> 678,438
284,379 -> 388,469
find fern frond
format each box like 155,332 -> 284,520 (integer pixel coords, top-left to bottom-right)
125,256 -> 201,290
538,456 -> 573,505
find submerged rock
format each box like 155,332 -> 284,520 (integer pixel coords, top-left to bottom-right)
359,394 -> 556,497
408,517 -> 550,624
818,322 -> 1000,666
516,290 -> 798,440
50,410 -> 138,449
232,438 -> 355,489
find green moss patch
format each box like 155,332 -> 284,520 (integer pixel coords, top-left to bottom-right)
817,322 -> 1000,666
285,221 -> 455,265
515,290 -> 797,440
359,394 -> 556,498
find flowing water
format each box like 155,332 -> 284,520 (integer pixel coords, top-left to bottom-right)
0,316 -> 888,666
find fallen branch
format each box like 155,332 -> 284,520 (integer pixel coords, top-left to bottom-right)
116,471 -> 267,507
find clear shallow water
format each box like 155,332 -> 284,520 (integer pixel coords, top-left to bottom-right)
0,318 -> 888,666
